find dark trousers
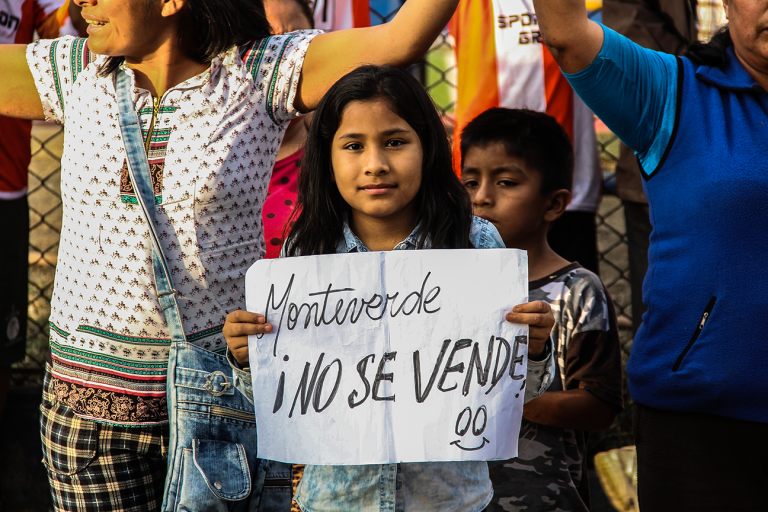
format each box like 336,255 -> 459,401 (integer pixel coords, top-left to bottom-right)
0,196 -> 29,367
623,201 -> 651,336
633,403 -> 768,511
547,211 -> 599,276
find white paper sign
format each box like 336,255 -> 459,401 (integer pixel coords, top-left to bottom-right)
245,249 -> 529,465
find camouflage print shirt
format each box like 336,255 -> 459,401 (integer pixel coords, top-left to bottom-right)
487,263 -> 623,511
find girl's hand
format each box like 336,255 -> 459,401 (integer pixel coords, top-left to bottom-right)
505,301 -> 554,360
223,310 -> 273,366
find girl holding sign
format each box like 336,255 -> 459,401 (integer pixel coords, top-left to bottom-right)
0,0 -> 519,508
224,65 -> 556,512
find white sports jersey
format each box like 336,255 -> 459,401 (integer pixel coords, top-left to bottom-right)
451,0 -> 602,212
0,0 -> 60,44
0,0 -> 62,199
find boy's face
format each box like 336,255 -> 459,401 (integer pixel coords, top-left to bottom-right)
462,142 -> 552,249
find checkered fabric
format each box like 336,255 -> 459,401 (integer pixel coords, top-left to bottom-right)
40,369 -> 169,511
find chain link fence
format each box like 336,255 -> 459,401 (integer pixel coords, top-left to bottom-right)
15,122 -> 63,386
16,16 -> 633,402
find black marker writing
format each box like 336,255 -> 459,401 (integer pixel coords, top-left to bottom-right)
484,336 -> 510,395
260,274 -> 295,356
287,353 -> 343,417
515,379 -> 526,399
455,406 -> 472,436
372,352 -> 397,401
273,371 -> 285,413
307,284 -> 357,325
288,353 -> 324,418
313,358 -> 342,413
437,339 -> 473,392
262,272 -> 442,355
510,335 -> 527,380
413,339 -> 452,403
348,354 -> 375,409
473,405 -> 488,435
450,405 -> 490,451
462,336 -> 495,396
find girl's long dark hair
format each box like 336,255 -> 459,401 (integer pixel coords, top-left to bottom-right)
685,25 -> 733,68
284,65 -> 474,256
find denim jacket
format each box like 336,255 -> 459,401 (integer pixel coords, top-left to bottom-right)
293,216 -> 555,512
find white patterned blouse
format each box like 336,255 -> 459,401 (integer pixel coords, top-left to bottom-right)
26,31 -> 321,426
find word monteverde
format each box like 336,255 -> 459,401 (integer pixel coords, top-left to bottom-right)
260,272 -> 442,355
271,334 -> 529,418
248,250 -> 530,464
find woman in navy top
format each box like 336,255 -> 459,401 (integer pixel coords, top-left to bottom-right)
531,0 -> 768,509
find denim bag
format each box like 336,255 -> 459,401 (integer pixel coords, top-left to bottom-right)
115,69 -> 291,511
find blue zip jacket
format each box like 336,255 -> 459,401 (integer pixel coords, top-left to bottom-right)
566,25 -> 768,423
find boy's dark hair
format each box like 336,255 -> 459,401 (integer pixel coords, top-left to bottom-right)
285,65 -> 474,256
460,108 -> 574,195
101,0 -> 272,75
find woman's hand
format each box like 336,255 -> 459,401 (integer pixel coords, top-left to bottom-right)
506,301 -> 554,360
223,310 -> 273,366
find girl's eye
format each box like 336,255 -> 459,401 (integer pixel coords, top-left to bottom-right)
499,180 -> 517,187
344,142 -> 363,151
386,139 -> 405,147
462,180 -> 478,188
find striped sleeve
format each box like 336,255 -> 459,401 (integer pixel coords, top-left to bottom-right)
242,30 -> 323,124
26,36 -> 93,123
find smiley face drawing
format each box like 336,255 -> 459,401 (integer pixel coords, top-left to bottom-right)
450,406 -> 489,451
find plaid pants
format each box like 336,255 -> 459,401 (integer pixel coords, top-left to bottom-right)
40,370 -> 169,511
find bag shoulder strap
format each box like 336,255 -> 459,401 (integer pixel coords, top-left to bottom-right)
114,70 -> 186,343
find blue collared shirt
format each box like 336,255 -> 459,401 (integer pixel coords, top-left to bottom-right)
294,216 -> 555,512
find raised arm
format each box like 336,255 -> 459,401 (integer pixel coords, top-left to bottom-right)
534,0 -> 679,170
0,46 -> 45,120
532,0 -> 604,73
295,0 -> 459,111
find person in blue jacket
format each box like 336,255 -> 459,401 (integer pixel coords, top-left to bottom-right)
531,0 -> 768,509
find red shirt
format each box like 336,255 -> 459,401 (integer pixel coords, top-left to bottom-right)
262,148 -> 303,259
0,0 -> 63,198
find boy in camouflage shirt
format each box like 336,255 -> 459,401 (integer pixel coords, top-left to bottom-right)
460,108 -> 624,512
